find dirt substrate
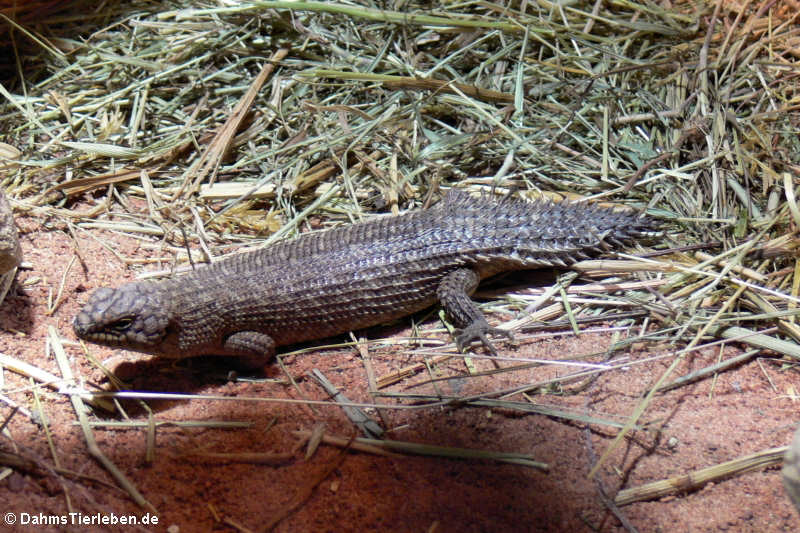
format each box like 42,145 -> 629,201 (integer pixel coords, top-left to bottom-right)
0,215 -> 797,532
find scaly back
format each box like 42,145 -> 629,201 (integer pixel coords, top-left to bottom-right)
193,189 -> 654,284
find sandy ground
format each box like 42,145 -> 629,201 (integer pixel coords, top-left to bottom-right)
1,213 -> 799,533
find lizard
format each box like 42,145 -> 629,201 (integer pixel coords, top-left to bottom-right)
73,190 -> 656,368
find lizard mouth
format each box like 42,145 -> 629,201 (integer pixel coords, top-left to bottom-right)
73,312 -> 129,346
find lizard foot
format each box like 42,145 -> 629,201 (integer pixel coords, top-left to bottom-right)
454,321 -> 514,356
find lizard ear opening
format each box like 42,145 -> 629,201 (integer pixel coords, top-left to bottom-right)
109,317 -> 134,332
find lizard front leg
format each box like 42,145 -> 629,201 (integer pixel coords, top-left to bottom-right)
223,331 -> 276,369
436,268 -> 513,356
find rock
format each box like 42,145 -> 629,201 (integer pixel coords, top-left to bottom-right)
0,190 -> 21,274
783,425 -> 800,514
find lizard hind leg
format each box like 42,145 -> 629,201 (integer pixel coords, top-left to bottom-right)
436,268 -> 514,356
222,331 -> 277,369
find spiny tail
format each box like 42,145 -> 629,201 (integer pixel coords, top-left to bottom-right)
441,189 -> 658,267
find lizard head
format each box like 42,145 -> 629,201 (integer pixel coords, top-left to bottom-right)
73,282 -> 174,355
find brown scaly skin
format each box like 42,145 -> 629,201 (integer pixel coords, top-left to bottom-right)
73,190 -> 657,368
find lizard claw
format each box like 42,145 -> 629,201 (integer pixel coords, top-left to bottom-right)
454,321 -> 514,356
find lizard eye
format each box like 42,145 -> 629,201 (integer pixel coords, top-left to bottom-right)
110,317 -> 134,332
